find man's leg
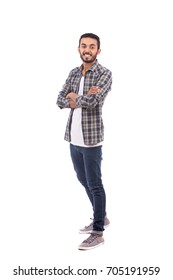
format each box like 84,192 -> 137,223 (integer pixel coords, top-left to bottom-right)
82,146 -> 106,233
70,144 -> 94,206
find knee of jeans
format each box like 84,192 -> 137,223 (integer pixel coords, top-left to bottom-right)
88,178 -> 103,188
88,185 -> 104,194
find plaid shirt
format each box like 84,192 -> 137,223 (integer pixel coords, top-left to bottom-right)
56,60 -> 112,145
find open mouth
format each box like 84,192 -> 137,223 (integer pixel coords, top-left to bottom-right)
83,53 -> 91,58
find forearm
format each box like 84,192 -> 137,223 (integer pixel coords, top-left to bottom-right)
76,70 -> 112,109
76,83 -> 111,109
56,71 -> 74,109
56,95 -> 70,109
76,95 -> 98,108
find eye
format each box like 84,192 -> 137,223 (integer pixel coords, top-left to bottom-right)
81,45 -> 86,49
90,45 -> 96,50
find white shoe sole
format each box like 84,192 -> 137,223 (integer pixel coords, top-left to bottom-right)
78,241 -> 104,250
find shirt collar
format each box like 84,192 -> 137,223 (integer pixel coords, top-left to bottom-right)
79,59 -> 98,72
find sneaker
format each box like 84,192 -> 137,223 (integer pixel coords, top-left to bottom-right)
78,233 -> 104,250
79,217 -> 110,234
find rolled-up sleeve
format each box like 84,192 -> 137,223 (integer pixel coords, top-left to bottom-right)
56,72 -> 72,109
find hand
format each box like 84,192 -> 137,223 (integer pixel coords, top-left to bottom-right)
69,100 -> 76,108
66,92 -> 78,102
88,86 -> 100,96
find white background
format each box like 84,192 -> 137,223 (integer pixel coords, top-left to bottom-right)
0,0 -> 173,279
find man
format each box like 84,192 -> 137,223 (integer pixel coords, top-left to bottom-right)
56,33 -> 112,250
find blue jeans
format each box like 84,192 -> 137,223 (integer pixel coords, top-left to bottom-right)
70,144 -> 106,232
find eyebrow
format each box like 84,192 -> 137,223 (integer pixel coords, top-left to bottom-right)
81,43 -> 97,47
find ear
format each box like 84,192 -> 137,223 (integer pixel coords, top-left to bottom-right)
78,47 -> 80,54
97,49 -> 101,55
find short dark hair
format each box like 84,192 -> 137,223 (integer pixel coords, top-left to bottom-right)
79,33 -> 100,49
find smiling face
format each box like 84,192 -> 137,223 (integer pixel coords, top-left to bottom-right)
78,37 -> 101,64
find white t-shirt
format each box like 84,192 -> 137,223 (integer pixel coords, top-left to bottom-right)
70,77 -> 102,147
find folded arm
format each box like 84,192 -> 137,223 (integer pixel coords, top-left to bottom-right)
56,69 -> 112,109
76,70 -> 112,109
66,86 -> 100,108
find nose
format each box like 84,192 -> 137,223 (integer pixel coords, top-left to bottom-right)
85,46 -> 91,53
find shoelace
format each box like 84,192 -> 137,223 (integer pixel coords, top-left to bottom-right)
84,218 -> 93,229
83,234 -> 100,244
84,222 -> 93,229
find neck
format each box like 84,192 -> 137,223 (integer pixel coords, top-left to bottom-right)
82,61 -> 95,75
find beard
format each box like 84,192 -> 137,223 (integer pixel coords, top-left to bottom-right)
80,53 -> 97,63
